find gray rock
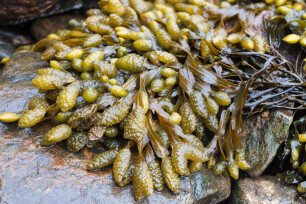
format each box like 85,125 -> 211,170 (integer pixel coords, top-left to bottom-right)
242,110 -> 294,177
0,37 -> 14,60
190,169 -> 231,204
0,51 -> 47,114
0,51 -> 231,204
229,176 -> 306,204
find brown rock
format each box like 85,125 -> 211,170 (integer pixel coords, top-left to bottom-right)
31,14 -> 85,40
0,51 -> 230,203
229,176 -> 306,204
0,0 -> 82,25
243,110 -> 294,177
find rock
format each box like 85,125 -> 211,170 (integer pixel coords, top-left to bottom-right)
229,176 -> 306,204
0,51 -> 230,203
190,169 -> 231,204
0,0 -> 82,25
243,110 -> 293,177
210,12 -> 294,179
0,51 -> 48,113
0,37 -> 14,60
31,14 -> 85,40
0,26 -> 34,47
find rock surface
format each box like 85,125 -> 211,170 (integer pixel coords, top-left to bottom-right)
0,51 -> 231,204
242,110 -> 293,177
0,51 -> 47,113
0,27 -> 34,47
31,14 -> 85,40
0,0 -> 82,25
0,37 -> 14,60
229,176 -> 306,204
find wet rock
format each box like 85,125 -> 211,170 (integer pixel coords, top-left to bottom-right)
0,51 -> 230,203
229,176 -> 306,204
31,14 -> 85,40
190,169 -> 231,204
243,110 -> 293,177
0,0 -> 82,25
0,37 -> 14,60
0,26 -> 34,47
0,51 -> 48,113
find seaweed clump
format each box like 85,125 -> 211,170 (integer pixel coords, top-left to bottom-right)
0,0 -> 305,201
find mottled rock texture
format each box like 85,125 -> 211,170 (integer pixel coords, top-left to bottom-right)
243,110 -> 293,177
